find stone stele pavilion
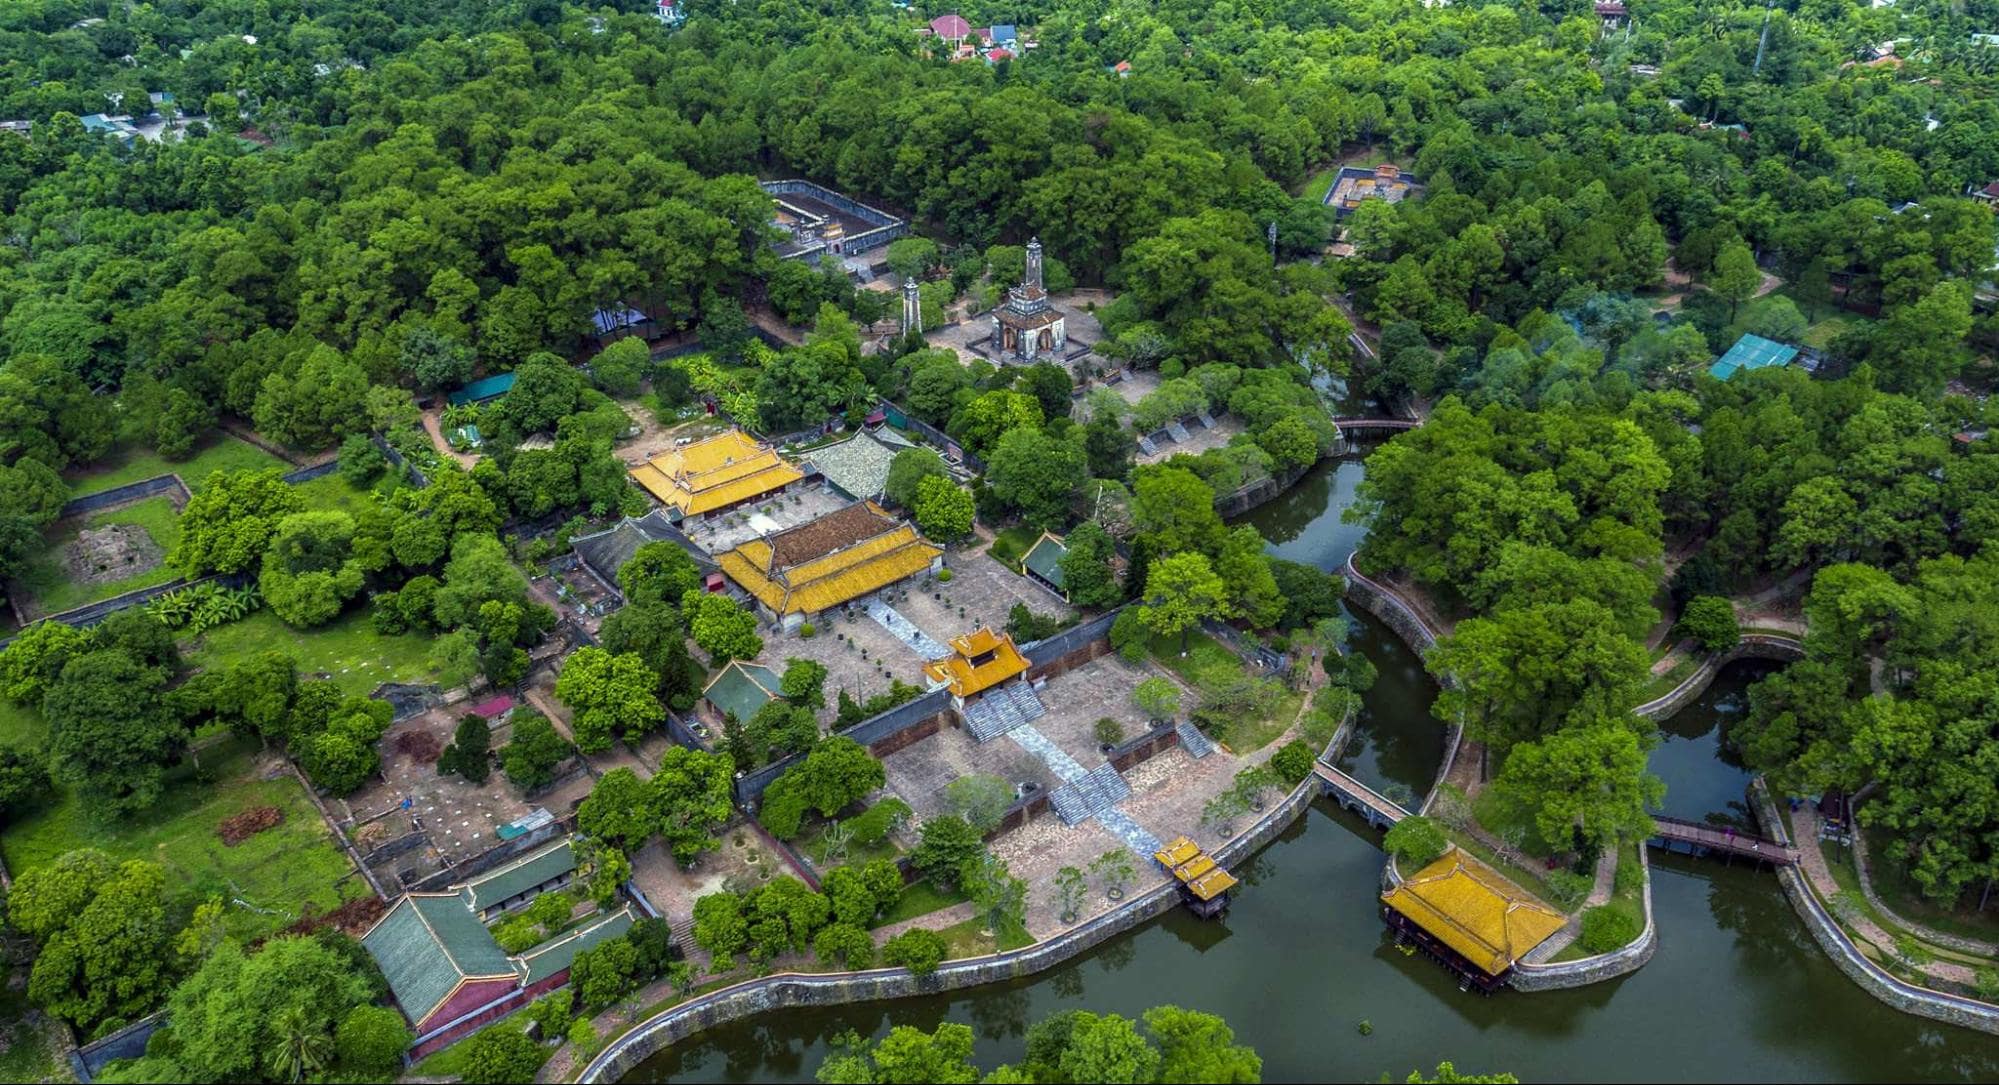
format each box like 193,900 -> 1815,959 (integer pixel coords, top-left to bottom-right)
989,237 -> 1067,363
1380,847 -> 1566,992
627,429 -> 804,522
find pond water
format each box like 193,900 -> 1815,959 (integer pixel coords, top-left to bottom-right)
624,454 -> 1999,1083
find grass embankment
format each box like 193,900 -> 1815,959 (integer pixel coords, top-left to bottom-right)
1148,630 -> 1301,752
937,914 -> 1033,958
874,881 -> 966,927
14,496 -> 184,615
185,608 -> 437,697
0,735 -> 366,942
68,435 -> 287,497
1551,844 -> 1646,962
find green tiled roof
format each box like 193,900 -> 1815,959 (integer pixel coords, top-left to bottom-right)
363,895 -> 514,1024
456,838 -> 576,915
1710,333 -> 1799,380
1022,533 -> 1068,590
513,906 -> 636,985
703,660 -> 783,723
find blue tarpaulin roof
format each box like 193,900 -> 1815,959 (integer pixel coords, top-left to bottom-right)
448,372 -> 516,406
1709,333 -> 1799,381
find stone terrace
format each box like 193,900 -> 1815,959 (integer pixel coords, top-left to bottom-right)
900,551 -> 1074,637
881,719 -> 1058,821
762,605 -> 934,725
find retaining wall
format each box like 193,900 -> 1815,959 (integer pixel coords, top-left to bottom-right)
1632,634 -> 1805,721
1510,846 -> 1658,991
1752,778 -> 1999,1034
57,474 -> 190,518
581,705 -> 1340,1083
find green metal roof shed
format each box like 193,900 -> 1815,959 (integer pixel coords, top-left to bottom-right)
448,371 -> 517,407
1709,333 -> 1800,380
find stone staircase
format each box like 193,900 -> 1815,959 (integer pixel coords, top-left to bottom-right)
1175,720 -> 1216,759
1166,419 -> 1192,443
961,680 -> 1046,743
668,914 -> 697,956
1099,809 -> 1163,856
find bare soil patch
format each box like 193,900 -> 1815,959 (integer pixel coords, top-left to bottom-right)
65,523 -> 162,586
218,804 -> 285,846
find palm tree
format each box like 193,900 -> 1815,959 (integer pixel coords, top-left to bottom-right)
268,1007 -> 333,1084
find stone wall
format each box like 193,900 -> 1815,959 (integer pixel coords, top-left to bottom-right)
580,712 -> 1336,1083
1510,846 -> 1658,991
1632,634 -> 1805,721
1753,779 -> 1999,1034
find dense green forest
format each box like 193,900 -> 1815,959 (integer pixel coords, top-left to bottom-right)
2,0 -> 1999,1070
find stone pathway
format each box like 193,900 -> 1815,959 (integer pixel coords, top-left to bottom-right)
1791,804 -> 1979,986
866,599 -> 950,659
1007,723 -> 1161,855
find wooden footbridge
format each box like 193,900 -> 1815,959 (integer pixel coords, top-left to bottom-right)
1649,815 -> 1797,866
1313,760 -> 1410,830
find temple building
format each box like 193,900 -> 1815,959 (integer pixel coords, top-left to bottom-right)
1379,847 -> 1565,991
989,238 -> 1067,363
627,430 -> 805,521
717,501 -> 943,628
923,626 -> 1029,699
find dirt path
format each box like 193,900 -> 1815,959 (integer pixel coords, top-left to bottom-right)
419,409 -> 479,469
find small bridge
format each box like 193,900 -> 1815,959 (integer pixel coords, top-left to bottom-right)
1313,760 -> 1410,830
1648,815 -> 1797,867
1331,417 -> 1421,434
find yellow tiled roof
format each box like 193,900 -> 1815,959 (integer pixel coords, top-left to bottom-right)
1185,865 -> 1239,901
1381,849 -> 1565,976
921,626 -> 1029,697
719,526 -> 941,617
1155,836 -> 1202,868
627,430 -> 804,516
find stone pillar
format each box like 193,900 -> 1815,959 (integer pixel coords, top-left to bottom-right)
902,278 -> 921,337
1025,237 -> 1043,292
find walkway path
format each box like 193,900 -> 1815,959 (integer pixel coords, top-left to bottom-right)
1791,803 -> 1979,987
866,599 -> 950,659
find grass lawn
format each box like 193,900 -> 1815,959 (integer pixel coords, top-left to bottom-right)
0,699 -> 46,750
797,818 -> 901,868
0,736 -> 366,941
1552,844 -> 1646,961
1148,631 -> 1300,751
0,968 -> 54,1085
1638,653 -> 1702,703
13,495 -> 183,616
1471,785 -> 1554,857
290,472 -> 377,514
68,435 -> 287,498
938,914 -> 1033,959
986,526 -> 1040,572
874,881 -> 966,927
186,608 -> 436,697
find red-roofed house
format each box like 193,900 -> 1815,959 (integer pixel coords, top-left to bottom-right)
930,14 -> 971,43
1973,180 -> 1999,209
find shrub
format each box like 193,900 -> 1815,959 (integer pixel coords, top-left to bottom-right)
1545,869 -> 1593,911
493,914 -> 542,954
1579,905 -> 1644,954
847,797 -> 913,847
459,1027 -> 547,1085
1094,718 -> 1125,747
936,569 -> 953,583
1268,739 -> 1314,784
799,622 -> 816,638
523,991 -> 573,1039
1381,816 -> 1448,869
881,928 -> 948,975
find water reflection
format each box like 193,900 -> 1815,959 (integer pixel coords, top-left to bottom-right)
1647,660 -> 1778,828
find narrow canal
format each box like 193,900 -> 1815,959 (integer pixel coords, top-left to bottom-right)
624,454 -> 1999,1082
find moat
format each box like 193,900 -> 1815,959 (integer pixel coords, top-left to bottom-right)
625,453 -> 1999,1083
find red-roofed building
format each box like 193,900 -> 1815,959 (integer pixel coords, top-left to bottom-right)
1973,180 -> 1999,209
929,14 -> 971,42
986,47 -> 1014,62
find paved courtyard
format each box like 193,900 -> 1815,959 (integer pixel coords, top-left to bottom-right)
677,483 -> 850,555
764,606 -> 935,725
902,550 -> 1075,640
1136,415 -> 1245,465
